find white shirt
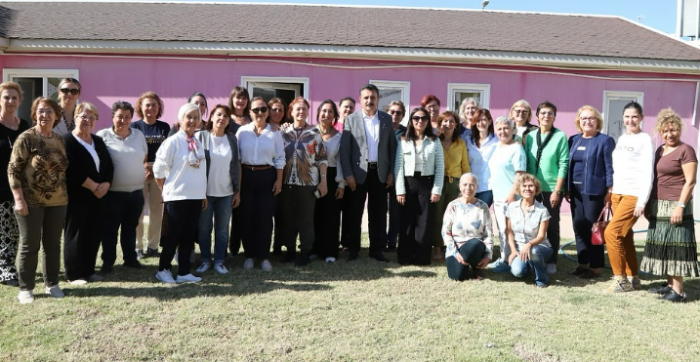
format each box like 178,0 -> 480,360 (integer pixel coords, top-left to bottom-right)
236,123 -> 285,169
72,133 -> 100,170
323,131 -> 345,188
611,131 -> 654,207
96,127 -> 148,192
362,110 -> 380,162
207,134 -> 234,197
466,134 -> 498,193
153,131 -> 207,201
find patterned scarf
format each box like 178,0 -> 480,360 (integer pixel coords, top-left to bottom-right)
186,133 -> 204,168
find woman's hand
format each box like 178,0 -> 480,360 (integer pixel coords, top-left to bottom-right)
604,192 -> 612,207
519,243 -> 532,261
430,194 -> 440,203
455,253 -> 469,266
549,192 -> 561,208
633,206 -> 645,218
670,206 -> 684,225
272,179 -> 282,196
477,257 -> 490,269
397,194 -> 406,205
202,199 -> 208,210
335,187 -> 344,200
13,199 -> 28,216
508,252 -> 518,265
231,193 -> 241,208
317,180 -> 328,198
93,182 -> 110,199
144,162 -> 154,180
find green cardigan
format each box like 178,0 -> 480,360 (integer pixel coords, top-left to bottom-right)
524,128 -> 569,192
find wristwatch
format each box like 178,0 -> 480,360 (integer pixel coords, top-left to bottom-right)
678,202 -> 686,209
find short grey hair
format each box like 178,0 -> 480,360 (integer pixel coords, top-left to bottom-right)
178,102 -> 201,123
460,172 -> 479,187
494,116 -> 514,128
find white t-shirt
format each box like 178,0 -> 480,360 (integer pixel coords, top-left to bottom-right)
96,128 -> 148,192
611,131 -> 654,207
207,134 -> 234,197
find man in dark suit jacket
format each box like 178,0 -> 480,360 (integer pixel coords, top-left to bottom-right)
339,84 -> 396,262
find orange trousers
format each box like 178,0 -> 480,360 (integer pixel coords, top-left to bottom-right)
604,194 -> 639,277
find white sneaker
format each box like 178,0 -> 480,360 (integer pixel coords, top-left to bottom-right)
546,263 -> 557,275
261,259 -> 272,272
176,273 -> 202,283
156,270 -> 176,284
45,285 -> 64,298
243,258 -> 254,270
196,262 -> 211,273
213,263 -> 229,274
18,290 -> 34,304
325,257 -> 336,263
68,279 -> 88,286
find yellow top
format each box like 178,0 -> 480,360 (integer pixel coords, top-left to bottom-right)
442,138 -> 470,180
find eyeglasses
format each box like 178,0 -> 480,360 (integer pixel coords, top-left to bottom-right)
514,109 -> 528,115
411,115 -> 430,122
539,111 -> 555,116
251,107 -> 268,114
60,88 -> 80,96
78,115 -> 97,122
388,110 -> 403,116
36,109 -> 55,115
580,117 -> 597,123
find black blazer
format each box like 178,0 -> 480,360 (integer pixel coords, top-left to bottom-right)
63,133 -> 114,203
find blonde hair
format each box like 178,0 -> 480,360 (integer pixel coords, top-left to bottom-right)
0,81 -> 23,104
574,105 -> 603,133
509,99 -> 532,122
513,173 -> 542,196
654,108 -> 684,136
75,102 -> 99,119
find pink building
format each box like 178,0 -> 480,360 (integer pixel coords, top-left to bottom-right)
2,1 -> 700,211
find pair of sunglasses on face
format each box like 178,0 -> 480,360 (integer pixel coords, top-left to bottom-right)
60,88 -> 80,96
251,107 -> 268,114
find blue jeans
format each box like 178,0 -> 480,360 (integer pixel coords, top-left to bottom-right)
101,190 -> 144,267
198,195 -> 233,264
475,190 -> 493,208
510,244 -> 553,286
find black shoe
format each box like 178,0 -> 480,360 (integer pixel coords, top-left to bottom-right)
272,248 -> 283,256
369,252 -> 389,262
347,251 -> 359,261
648,282 -> 672,294
569,266 -> 587,276
472,266 -> 485,281
578,269 -> 600,279
99,265 -> 113,274
660,289 -> 687,302
294,254 -> 311,267
136,249 -> 145,260
284,251 -> 296,263
146,248 -> 160,258
386,243 -> 396,252
123,260 -> 145,269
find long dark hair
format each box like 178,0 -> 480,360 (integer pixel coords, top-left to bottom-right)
316,99 -> 339,126
470,109 -> 494,148
205,104 -> 232,133
404,107 -> 436,142
623,101 -> 643,115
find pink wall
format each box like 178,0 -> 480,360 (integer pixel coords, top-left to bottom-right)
3,53 -> 699,213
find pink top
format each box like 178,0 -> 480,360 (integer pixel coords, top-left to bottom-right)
333,121 -> 344,132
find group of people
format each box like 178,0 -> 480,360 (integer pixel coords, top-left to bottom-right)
0,79 -> 696,304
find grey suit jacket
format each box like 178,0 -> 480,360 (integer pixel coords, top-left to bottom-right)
339,110 -> 396,184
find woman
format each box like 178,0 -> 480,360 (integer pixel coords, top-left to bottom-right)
54,78 -> 81,135
131,91 -> 170,259
566,106 -> 614,279
153,103 -> 207,284
458,98 -> 478,137
0,81 -> 30,287
228,86 -> 252,257
395,107 -> 444,265
97,101 -> 148,274
386,101 -> 407,250
442,173 -> 493,281
420,94 -> 441,136
280,96 -> 328,266
313,100 -> 344,263
236,97 -> 285,271
196,105 -> 240,275
334,97 -> 355,132
432,111 -> 470,261
510,99 -> 538,142
506,174 -> 554,288
487,116 -> 526,273
640,108 -> 698,302
267,97 -> 288,129
63,103 -> 114,285
168,92 -> 209,136
466,109 -> 498,206
9,98 -> 68,303
605,101 -> 654,293
524,101 -> 568,274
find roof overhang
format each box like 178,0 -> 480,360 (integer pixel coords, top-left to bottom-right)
4,39 -> 700,74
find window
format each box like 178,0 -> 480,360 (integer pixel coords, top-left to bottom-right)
602,91 -> 644,143
2,68 -> 79,121
447,83 -> 491,116
369,80 -> 410,124
241,76 -> 309,109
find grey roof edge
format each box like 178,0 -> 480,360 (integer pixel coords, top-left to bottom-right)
3,39 -> 700,74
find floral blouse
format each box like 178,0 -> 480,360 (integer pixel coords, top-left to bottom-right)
281,126 -> 328,186
441,197 -> 494,260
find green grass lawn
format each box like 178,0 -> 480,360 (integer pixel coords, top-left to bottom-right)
1,235 -> 699,362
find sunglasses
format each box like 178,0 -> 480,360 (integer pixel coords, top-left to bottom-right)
251,107 -> 268,114
60,88 -> 80,96
388,110 -> 403,116
411,115 -> 430,122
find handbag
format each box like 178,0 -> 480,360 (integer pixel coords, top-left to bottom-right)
591,206 -> 613,245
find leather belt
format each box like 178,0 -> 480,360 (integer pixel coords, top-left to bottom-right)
368,162 -> 378,169
242,164 -> 272,171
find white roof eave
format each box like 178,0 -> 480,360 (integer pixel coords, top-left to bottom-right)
5,39 -> 700,74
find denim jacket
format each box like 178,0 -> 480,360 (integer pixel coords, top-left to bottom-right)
395,136 -> 444,195
567,133 -> 615,196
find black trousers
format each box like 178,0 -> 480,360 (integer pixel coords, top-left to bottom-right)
159,200 -> 202,276
64,197 -> 104,281
281,185 -> 316,255
229,205 -> 242,256
314,167 -> 341,258
346,168 -> 387,255
272,201 -> 284,252
446,238 -> 487,281
537,191 -> 561,264
397,174 -> 435,265
340,185 -> 353,249
240,167 -> 277,259
570,185 -> 606,268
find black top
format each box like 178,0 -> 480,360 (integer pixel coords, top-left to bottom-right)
0,119 -> 31,202
130,120 -> 170,162
63,133 -> 114,203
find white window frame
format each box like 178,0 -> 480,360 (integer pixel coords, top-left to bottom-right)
369,80 -> 411,124
240,76 -> 310,100
447,83 -> 491,112
2,68 -> 80,97
602,90 -> 644,134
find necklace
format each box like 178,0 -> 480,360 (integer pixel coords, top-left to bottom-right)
318,125 -> 330,135
0,114 -> 19,130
